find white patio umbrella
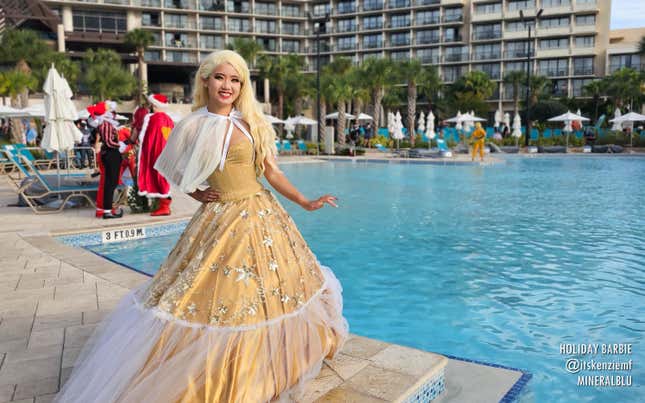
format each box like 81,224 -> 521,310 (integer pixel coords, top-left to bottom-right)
548,111 -> 590,123
512,113 -> 522,139
392,111 -> 404,149
427,111 -> 436,149
325,112 -> 356,120
264,114 -> 285,124
417,111 -> 425,135
609,111 -> 645,123
284,117 -> 295,139
387,112 -> 396,136
611,108 -> 622,131
284,115 -> 318,126
503,112 -> 511,130
575,109 -> 583,129
494,109 -> 502,129
41,65 -> 83,199
445,110 -> 463,123
356,112 -> 373,121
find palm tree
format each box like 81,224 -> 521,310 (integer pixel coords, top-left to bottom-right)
258,54 -> 303,118
227,37 -> 264,68
323,57 -> 353,141
528,75 -> 551,106
346,67 -> 370,118
0,70 -> 37,143
583,80 -> 605,122
0,29 -> 52,107
125,28 -> 155,104
362,58 -> 397,129
503,71 -> 525,116
419,65 -> 442,113
601,68 -> 644,110
397,60 -> 425,146
83,49 -> 136,101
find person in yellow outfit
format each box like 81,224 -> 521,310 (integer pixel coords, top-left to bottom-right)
471,122 -> 486,162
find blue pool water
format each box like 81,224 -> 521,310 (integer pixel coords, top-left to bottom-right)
84,156 -> 644,402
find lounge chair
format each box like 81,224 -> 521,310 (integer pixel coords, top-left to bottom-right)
296,140 -> 307,155
436,139 -> 453,158
10,144 -> 59,169
3,150 -> 126,214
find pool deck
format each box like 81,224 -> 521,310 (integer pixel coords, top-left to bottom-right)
0,164 -> 527,403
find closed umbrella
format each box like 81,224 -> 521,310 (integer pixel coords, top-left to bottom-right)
284,117 -> 295,139
512,113 -> 522,140
427,111 -> 436,149
387,112 -> 396,137
41,65 -> 83,200
503,112 -> 511,131
611,108 -> 622,131
494,109 -> 502,129
417,111 -> 425,137
392,111 -> 404,149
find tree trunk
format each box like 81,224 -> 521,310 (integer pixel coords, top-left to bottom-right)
16,59 -> 31,109
337,101 -> 346,145
373,87 -> 384,131
318,101 -> 326,147
407,82 -> 416,147
277,91 -> 284,119
513,83 -> 520,116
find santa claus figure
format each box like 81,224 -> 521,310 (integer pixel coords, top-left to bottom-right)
88,100 -> 124,219
136,93 -> 174,216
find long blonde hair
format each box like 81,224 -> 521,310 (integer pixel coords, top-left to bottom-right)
191,50 -> 276,176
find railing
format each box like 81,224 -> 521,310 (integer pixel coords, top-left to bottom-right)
166,38 -> 197,48
443,15 -> 463,23
363,23 -> 384,30
255,26 -> 277,34
472,51 -> 501,60
337,4 -> 357,14
165,21 -> 196,29
472,30 -> 502,40
281,27 -> 302,35
200,22 -> 224,30
363,41 -> 383,49
609,63 -> 645,73
337,25 -> 358,33
390,21 -> 411,28
137,0 -> 162,7
164,51 -> 197,63
416,36 -> 440,44
389,0 -> 411,8
364,1 -> 385,11
415,0 -> 440,5
540,69 -> 568,77
444,52 -> 469,62
415,17 -> 441,25
281,9 -> 305,18
573,67 -> 594,75
503,50 -> 534,58
419,54 -> 440,64
443,35 -> 463,43
254,7 -> 278,16
390,39 -> 411,46
336,43 -> 358,51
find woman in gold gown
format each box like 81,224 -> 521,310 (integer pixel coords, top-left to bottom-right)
55,50 -> 348,403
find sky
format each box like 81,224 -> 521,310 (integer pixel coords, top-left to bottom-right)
610,0 -> 645,29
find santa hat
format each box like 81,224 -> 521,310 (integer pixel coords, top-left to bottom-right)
87,101 -> 119,128
147,93 -> 169,109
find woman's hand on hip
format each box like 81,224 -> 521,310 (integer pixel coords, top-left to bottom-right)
189,187 -> 220,203
301,195 -> 338,211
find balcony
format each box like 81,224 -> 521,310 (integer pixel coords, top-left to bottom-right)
419,54 -> 440,64
389,0 -> 411,9
200,22 -> 224,31
471,11 -> 503,22
442,15 -> 463,23
415,17 -> 441,25
440,0 -> 464,4
572,24 -> 596,34
281,8 -> 305,18
166,38 -> 197,48
472,51 -> 501,60
254,7 -> 278,16
537,48 -> 570,58
541,5 -> 573,17
472,30 -> 502,40
503,29 -> 529,40
443,35 -> 463,43
281,27 -> 302,36
573,0 -> 599,12
505,6 -> 537,20
415,0 -> 441,5
415,35 -> 440,44
138,0 -> 162,7
503,49 -> 534,58
336,5 -> 357,14
444,52 -> 469,62
539,69 -> 569,77
390,39 -> 411,47
164,51 -> 197,64
363,23 -> 384,30
363,41 -> 383,49
573,66 -> 594,75
336,43 -> 358,51
165,21 -> 197,30
363,1 -> 385,11
537,26 -> 571,36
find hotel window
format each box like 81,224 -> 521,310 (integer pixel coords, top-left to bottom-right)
256,37 -> 276,51
503,81 -> 526,99
443,8 -> 462,22
552,79 -> 568,96
575,15 -> 596,26
573,57 -> 594,75
144,50 -> 161,62
539,58 -> 569,76
444,46 -> 468,62
73,10 -> 126,33
389,0 -> 411,8
364,0 -> 384,11
390,14 -> 410,28
255,2 -> 277,15
337,18 -> 356,32
443,66 -> 466,82
282,22 -> 300,35
443,28 -> 460,42
362,15 -> 383,30
416,29 -> 440,44
199,0 -> 225,11
363,33 -> 383,48
390,32 -> 410,46
505,61 -> 528,72
472,23 -> 501,40
281,4 -> 301,17
165,0 -> 190,9
540,17 -> 570,29
609,54 -> 642,73
542,0 -> 571,7
390,50 -> 410,61
417,48 -> 439,64
255,20 -> 276,34
576,0 -> 597,4
416,10 -> 440,25
473,43 -> 501,60
228,18 -> 250,32
200,16 -> 223,30
165,14 -> 188,28
142,12 -> 160,27
226,0 -> 250,13
506,21 -> 528,32
165,32 -> 193,47
200,34 -> 223,49
572,78 -> 593,96
475,2 -> 501,14
575,36 -> 595,47
473,63 -> 501,79
337,36 -> 356,50
540,37 -> 568,49
507,0 -> 535,11
313,3 -> 330,16
148,32 -> 162,46
338,1 -> 356,14
505,41 -> 530,57
282,40 -> 300,53
165,51 -> 194,63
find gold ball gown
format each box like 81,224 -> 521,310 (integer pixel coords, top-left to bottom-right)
55,109 -> 348,403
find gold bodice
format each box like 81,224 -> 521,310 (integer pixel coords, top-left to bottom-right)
206,139 -> 263,201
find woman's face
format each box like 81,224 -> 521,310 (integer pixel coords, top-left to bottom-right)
204,63 -> 242,108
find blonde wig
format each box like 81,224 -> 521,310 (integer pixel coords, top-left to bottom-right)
192,50 -> 276,177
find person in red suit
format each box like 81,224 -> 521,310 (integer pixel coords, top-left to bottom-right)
117,127 -> 136,185
134,94 -> 174,216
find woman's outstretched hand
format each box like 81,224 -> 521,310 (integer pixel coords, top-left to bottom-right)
189,187 -> 221,203
301,195 -> 338,211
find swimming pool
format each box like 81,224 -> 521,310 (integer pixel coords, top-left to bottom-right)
74,156 -> 644,402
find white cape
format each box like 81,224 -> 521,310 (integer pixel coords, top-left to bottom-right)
154,107 -> 252,194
